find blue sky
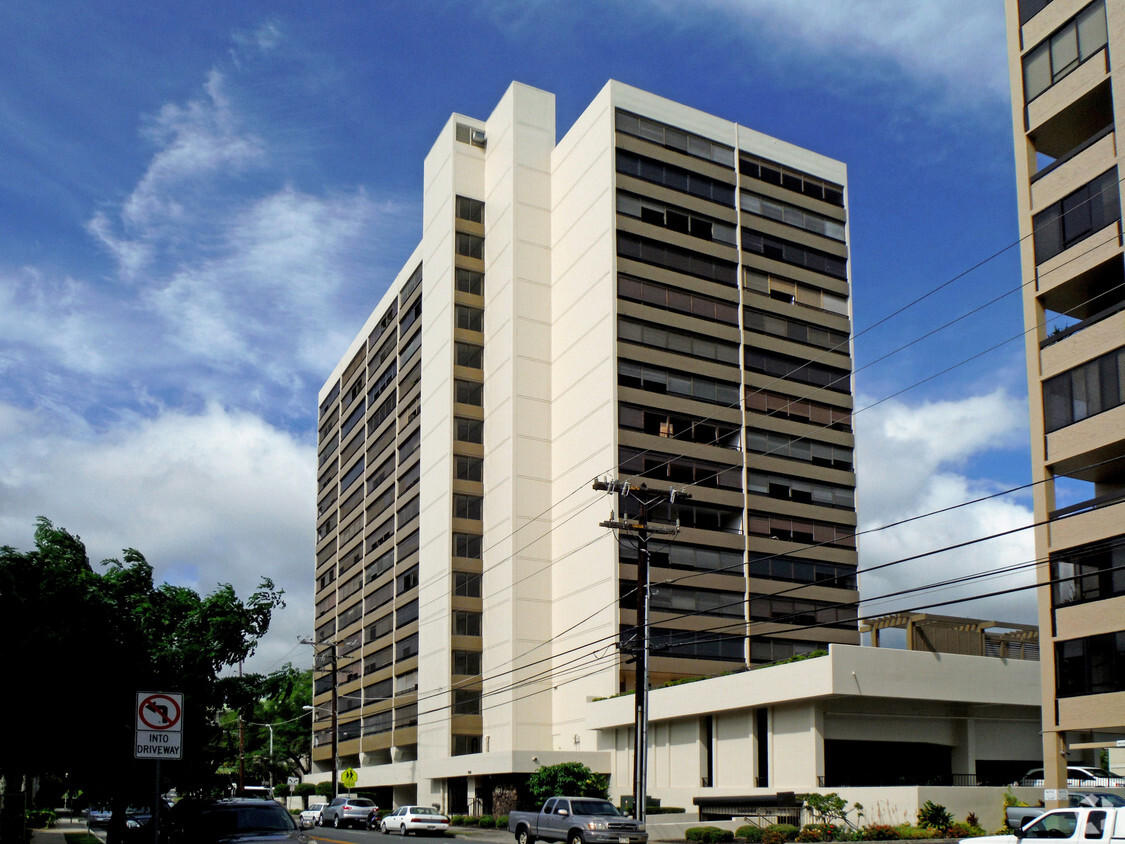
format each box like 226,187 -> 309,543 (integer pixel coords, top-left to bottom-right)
0,1 -> 1039,671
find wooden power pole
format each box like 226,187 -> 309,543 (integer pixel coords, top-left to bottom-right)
593,479 -> 686,823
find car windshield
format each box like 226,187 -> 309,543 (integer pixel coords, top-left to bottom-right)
571,801 -> 620,817
1084,769 -> 1118,779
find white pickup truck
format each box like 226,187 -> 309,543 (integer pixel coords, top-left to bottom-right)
971,806 -> 1125,844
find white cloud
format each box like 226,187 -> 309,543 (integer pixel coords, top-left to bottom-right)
855,389 -> 1038,626
11,67 -> 411,418
627,0 -> 1009,108
0,403 -> 315,673
87,70 -> 265,279
130,71 -> 263,228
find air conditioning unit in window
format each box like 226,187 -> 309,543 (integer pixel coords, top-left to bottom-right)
471,129 -> 486,145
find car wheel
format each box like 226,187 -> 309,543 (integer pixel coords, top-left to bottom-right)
333,816 -> 341,829
568,832 -> 583,844
518,827 -> 535,844
381,823 -> 389,835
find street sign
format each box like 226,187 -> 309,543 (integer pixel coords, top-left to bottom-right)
287,777 -> 299,788
340,768 -> 357,788
135,691 -> 184,759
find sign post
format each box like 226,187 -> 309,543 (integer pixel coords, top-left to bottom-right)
135,691 -> 183,844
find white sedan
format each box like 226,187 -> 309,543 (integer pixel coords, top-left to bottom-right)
299,802 -> 327,829
380,806 -> 450,836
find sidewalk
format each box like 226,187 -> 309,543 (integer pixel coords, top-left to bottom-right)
29,816 -> 90,844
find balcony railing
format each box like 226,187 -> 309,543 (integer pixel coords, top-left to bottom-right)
1041,297 -> 1125,349
1050,489 -> 1125,520
1031,124 -> 1113,185
816,773 -> 985,787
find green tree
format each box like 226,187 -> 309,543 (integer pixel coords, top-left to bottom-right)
527,762 -> 609,806
801,793 -> 863,828
0,517 -> 284,838
215,667 -> 313,789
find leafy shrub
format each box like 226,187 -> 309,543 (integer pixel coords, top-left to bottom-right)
449,815 -> 464,825
796,824 -> 838,842
294,783 -> 317,798
498,816 -> 509,830
686,827 -> 735,843
650,807 -> 687,814
768,824 -> 799,841
966,813 -> 980,829
857,825 -> 898,840
762,830 -> 785,844
917,801 -> 953,832
461,816 -> 479,826
945,822 -> 985,838
26,810 -> 56,829
889,826 -> 931,840
737,826 -> 765,842
478,815 -> 495,829
1002,792 -> 1027,809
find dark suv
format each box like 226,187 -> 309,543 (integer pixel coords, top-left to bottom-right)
168,798 -> 306,844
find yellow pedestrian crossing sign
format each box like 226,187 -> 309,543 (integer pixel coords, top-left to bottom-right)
340,768 -> 357,788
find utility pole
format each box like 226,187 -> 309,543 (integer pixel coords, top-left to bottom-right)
238,661 -> 245,794
301,638 -> 339,798
593,479 -> 686,823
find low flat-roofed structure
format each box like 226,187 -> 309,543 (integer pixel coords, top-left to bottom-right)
587,641 -> 1043,829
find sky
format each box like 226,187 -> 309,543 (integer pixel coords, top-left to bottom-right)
0,0 -> 1041,673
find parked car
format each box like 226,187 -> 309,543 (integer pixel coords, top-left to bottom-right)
168,798 -> 304,844
320,797 -> 377,829
508,797 -> 647,844
1017,766 -> 1125,788
1007,792 -> 1125,829
87,807 -> 113,829
298,802 -> 327,830
379,806 -> 450,836
106,802 -> 175,844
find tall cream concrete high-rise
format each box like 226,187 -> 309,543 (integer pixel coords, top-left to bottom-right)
313,81 -> 858,809
1004,0 -> 1125,794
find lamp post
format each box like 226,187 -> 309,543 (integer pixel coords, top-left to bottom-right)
246,721 -> 275,793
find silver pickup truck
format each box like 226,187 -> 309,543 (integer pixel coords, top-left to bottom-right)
1007,793 -> 1125,830
508,797 -> 647,844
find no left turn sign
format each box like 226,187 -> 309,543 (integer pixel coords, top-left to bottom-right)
138,693 -> 182,730
136,691 -> 184,759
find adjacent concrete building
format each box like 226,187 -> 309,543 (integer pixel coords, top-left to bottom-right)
587,642 -> 1042,831
1004,0 -> 1125,790
313,81 -> 858,810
